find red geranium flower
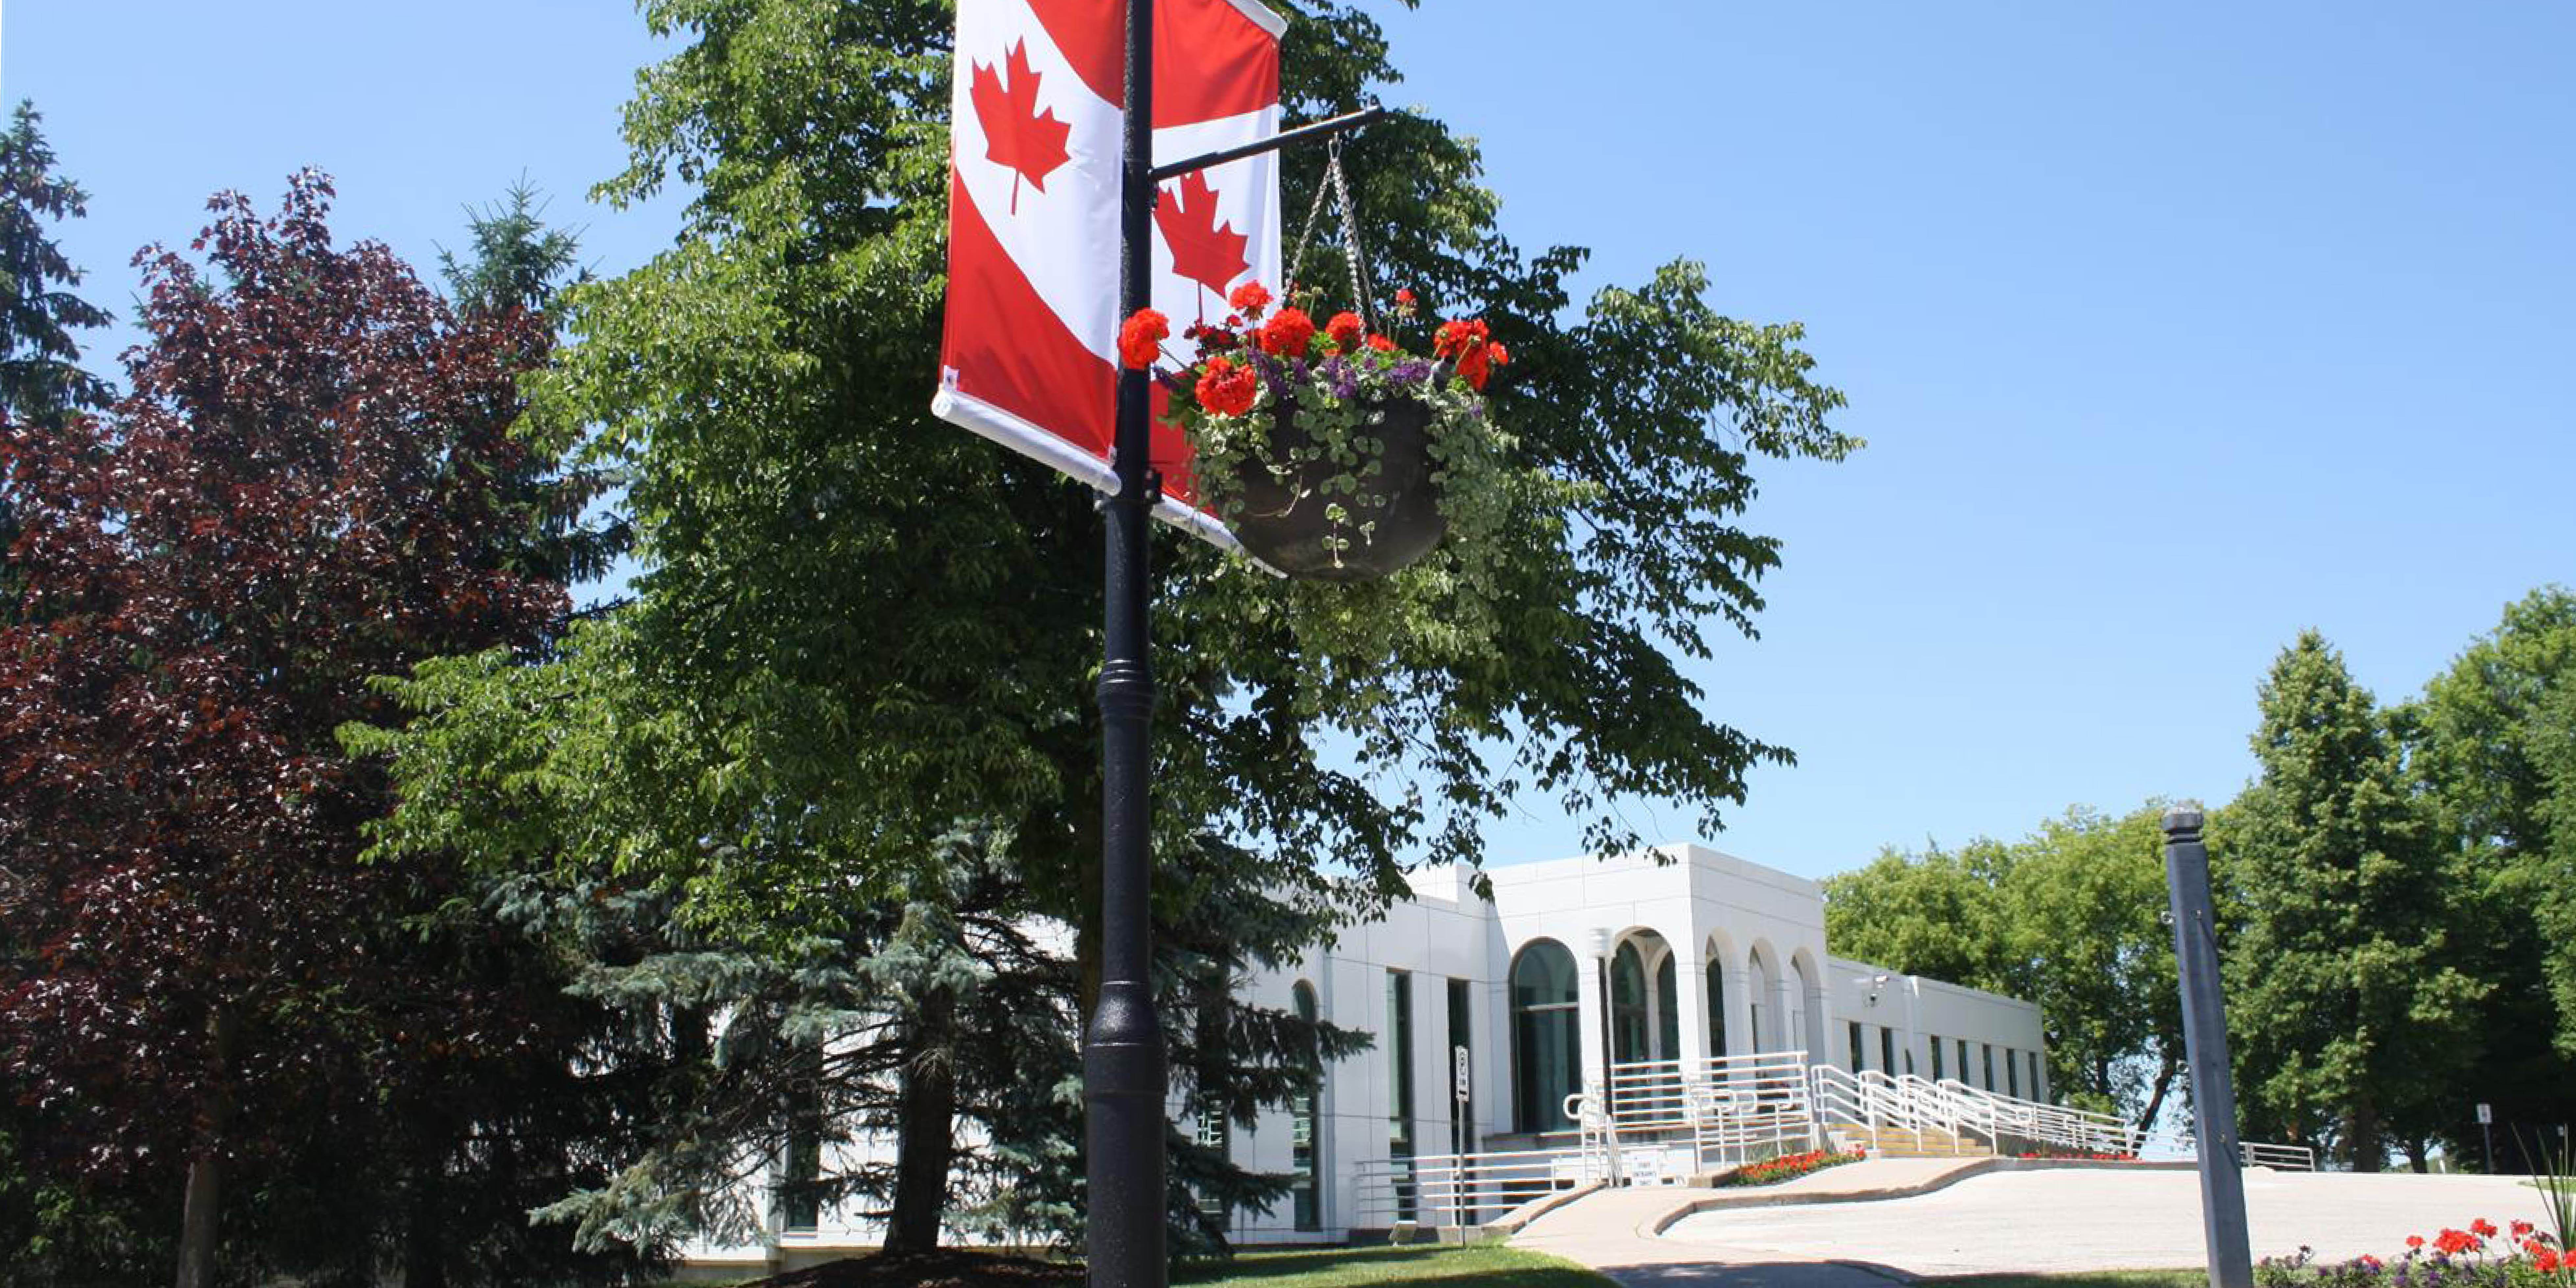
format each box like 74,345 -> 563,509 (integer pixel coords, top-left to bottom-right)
1228,280 -> 1272,316
1365,333 -> 1395,352
2513,1221 -> 2536,1240
1195,356 -> 1258,417
1324,310 -> 1364,353
2435,1229 -> 2478,1257
1433,317 -> 1488,360
2407,1236 -> 2426,1250
2472,1220 -> 2499,1240
2534,1248 -> 2561,1273
1256,306 -> 1316,359
1456,344 -> 1493,390
1119,308 -> 1169,370
1394,287 -> 1415,306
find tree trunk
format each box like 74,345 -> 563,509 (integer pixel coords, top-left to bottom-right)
403,1182 -> 448,1288
2348,1097 -> 2383,1173
174,1007 -> 237,1288
2404,1137 -> 2429,1173
884,985 -> 959,1253
2134,1054 -> 2181,1141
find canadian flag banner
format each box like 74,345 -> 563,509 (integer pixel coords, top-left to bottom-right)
933,0 -> 1286,550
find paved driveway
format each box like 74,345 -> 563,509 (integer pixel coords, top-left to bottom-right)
1661,1168 -> 2552,1275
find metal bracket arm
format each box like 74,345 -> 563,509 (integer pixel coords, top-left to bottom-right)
1146,106 -> 1393,183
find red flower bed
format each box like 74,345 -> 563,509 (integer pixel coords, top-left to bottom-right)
1718,1148 -> 1868,1188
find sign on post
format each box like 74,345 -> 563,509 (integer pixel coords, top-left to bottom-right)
2477,1103 -> 2493,1125
934,0 -> 1284,551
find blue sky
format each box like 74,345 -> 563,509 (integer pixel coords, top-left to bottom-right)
10,2 -> 2570,880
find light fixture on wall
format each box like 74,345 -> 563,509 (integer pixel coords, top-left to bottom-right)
1866,972 -> 1891,1007
1587,928 -> 1612,960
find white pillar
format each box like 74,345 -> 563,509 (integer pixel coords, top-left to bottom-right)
1723,966 -> 1754,1057
1676,952 -> 1709,1071
1771,972 -> 1798,1057
1577,930 -> 1610,1097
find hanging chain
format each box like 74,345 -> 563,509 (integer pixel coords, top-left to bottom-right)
1327,135 -> 1375,331
1285,154 -> 1336,300
1281,136 -> 1376,329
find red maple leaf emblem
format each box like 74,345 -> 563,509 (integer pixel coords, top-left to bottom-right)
970,40 -> 1071,215
1155,170 -> 1249,317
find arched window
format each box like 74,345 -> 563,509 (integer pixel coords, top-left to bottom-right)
1609,941 -> 1650,1065
1509,941 -> 1579,1133
1291,981 -> 1322,1230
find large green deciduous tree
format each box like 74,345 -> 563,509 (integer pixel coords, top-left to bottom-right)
364,0 -> 1854,1257
1823,806 -> 2188,1137
1821,841 -> 2018,1001
2221,631 -> 2485,1170
2404,586 -> 2576,1167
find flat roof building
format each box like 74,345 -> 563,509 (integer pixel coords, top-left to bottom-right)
703,843 -> 2047,1271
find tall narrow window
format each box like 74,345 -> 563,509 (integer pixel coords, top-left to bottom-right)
1291,981 -> 1322,1231
1957,1038 -> 1970,1085
1880,1027 -> 1896,1077
1654,953 -> 1679,1062
1509,941 -> 1580,1133
1981,1042 -> 1995,1091
1705,960 -> 1727,1057
1930,1034 -> 1945,1081
1387,970 -> 1416,1221
2006,1047 -> 2020,1098
1847,1020 -> 1865,1073
779,1049 -> 824,1232
1446,977 -> 1475,1158
1609,941 -> 1649,1066
2028,1051 -> 2043,1101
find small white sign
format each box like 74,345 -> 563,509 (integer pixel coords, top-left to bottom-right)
1453,1045 -> 1471,1099
2477,1103 -> 2493,1125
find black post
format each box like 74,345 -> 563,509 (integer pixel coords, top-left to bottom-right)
1086,0 -> 1165,1284
2162,805 -> 2252,1288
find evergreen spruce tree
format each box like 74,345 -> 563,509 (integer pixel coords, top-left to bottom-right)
0,101 -> 111,422
0,101 -> 112,631
2221,631 -> 2485,1170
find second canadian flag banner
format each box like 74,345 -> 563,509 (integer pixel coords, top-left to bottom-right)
933,0 -> 1285,549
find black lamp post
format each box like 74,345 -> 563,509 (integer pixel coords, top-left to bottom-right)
1084,6 -> 1386,1285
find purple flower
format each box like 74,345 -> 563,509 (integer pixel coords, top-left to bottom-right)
1387,358 -> 1432,386
1320,356 -> 1359,401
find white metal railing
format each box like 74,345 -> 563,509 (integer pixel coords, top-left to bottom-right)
1592,1051 -> 1817,1175
1812,1066 -> 1994,1156
1353,1053 -> 2322,1220
1938,1078 -> 2139,1157
1350,1146 -> 1607,1227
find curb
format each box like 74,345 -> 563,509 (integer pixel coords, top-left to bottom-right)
1645,1158 -> 2196,1237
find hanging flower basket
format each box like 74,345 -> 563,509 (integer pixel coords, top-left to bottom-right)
1121,281 -> 1511,581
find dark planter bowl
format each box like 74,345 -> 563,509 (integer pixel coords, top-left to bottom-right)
1227,394 -> 1447,581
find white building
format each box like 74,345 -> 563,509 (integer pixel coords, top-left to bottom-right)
715,843 -> 2047,1270
1224,844 -> 2045,1243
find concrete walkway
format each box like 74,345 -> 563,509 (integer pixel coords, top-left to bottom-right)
1512,1161 -> 2554,1284
1511,1159 -> 1998,1287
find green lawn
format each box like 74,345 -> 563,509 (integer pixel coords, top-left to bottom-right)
1926,1273 -> 2203,1288
1177,1244 -> 1615,1287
